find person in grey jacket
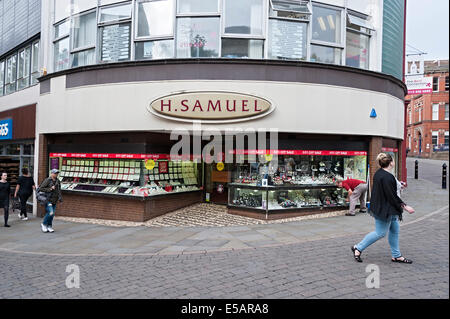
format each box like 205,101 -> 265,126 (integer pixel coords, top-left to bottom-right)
39,169 -> 63,233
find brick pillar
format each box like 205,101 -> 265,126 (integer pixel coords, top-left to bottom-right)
398,139 -> 405,181
37,134 -> 48,217
368,137 -> 383,190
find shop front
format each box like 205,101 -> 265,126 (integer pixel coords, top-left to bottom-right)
0,105 -> 36,194
37,60 -> 407,221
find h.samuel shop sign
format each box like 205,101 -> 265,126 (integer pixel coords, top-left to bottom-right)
148,91 -> 274,123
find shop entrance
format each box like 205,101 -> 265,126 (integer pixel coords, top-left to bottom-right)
205,162 -> 232,204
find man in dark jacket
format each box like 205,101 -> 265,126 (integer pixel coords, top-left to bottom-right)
39,169 -> 63,233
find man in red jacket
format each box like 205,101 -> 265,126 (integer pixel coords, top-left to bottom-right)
336,178 -> 368,216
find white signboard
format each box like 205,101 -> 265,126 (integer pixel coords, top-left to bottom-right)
405,75 -> 432,95
405,55 -> 425,76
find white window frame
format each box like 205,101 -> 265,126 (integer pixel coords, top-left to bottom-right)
31,40 -> 40,84
269,0 -> 311,21
70,9 -> 98,68
135,0 -> 176,41
445,103 -> 449,120
267,1 -> 311,61
432,103 -> 439,121
432,76 -> 439,92
222,0 -> 267,39
310,2 -> 345,64
176,0 -> 220,15
53,18 -> 71,72
98,2 -> 133,63
5,54 -> 17,94
345,10 -> 371,69
175,0 -> 221,58
0,60 -> 5,96
17,46 -> 32,90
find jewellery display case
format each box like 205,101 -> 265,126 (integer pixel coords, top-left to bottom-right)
228,151 -> 367,214
51,154 -> 202,197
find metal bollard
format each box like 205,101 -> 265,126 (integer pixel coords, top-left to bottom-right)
415,160 -> 418,179
443,163 -> 447,189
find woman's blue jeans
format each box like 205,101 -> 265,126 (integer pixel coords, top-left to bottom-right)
355,215 -> 401,258
42,203 -> 56,227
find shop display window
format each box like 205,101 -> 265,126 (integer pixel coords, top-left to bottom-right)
228,150 -> 366,211
51,154 -> 201,197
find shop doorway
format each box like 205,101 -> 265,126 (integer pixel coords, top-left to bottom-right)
205,163 -> 232,204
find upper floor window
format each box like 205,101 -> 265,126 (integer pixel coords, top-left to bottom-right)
268,1 -> 310,61
17,47 -> 31,90
446,76 -> 449,91
224,0 -> 264,36
432,103 -> 439,121
31,41 -> 40,85
176,17 -> 220,58
177,0 -> 219,14
54,20 -> 71,71
345,13 -> 372,69
432,76 -> 439,91
0,60 -> 4,96
445,103 -> 449,120
137,0 -> 174,39
71,11 -> 97,68
312,4 -> 341,44
311,3 -> 342,65
99,3 -> 132,63
5,54 -> 17,95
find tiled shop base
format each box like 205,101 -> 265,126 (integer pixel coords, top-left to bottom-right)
55,203 -> 348,228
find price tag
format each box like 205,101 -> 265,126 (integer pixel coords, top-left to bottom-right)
145,159 -> 155,170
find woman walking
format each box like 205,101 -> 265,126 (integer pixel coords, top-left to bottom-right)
351,153 -> 415,264
0,172 -> 11,227
14,168 -> 36,221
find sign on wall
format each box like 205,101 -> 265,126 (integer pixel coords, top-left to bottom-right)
405,75 -> 433,95
0,118 -> 13,140
149,91 -> 274,123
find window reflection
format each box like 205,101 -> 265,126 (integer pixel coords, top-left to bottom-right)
176,17 -> 220,58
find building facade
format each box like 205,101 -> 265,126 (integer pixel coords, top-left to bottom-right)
406,60 -> 449,158
1,0 -> 408,221
0,0 -> 41,210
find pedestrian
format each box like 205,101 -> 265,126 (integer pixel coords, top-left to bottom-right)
351,153 -> 415,264
39,169 -> 62,233
0,172 -> 11,227
14,168 -> 36,221
335,178 -> 368,216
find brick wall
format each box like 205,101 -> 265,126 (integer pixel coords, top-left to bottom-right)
369,136 -> 383,187
53,191 -> 203,222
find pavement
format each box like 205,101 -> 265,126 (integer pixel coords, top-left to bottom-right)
0,172 -> 448,298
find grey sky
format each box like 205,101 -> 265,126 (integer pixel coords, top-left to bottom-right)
406,0 -> 449,60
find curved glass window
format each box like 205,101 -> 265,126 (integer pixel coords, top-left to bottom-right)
137,0 -> 174,38
222,39 -> 264,59
224,0 -> 264,35
312,5 -> 341,44
176,17 -> 220,58
135,40 -> 174,60
177,0 -> 218,14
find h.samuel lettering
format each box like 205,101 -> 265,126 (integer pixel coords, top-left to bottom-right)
159,99 -> 263,113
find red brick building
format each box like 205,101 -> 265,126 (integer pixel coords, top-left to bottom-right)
406,60 -> 449,158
